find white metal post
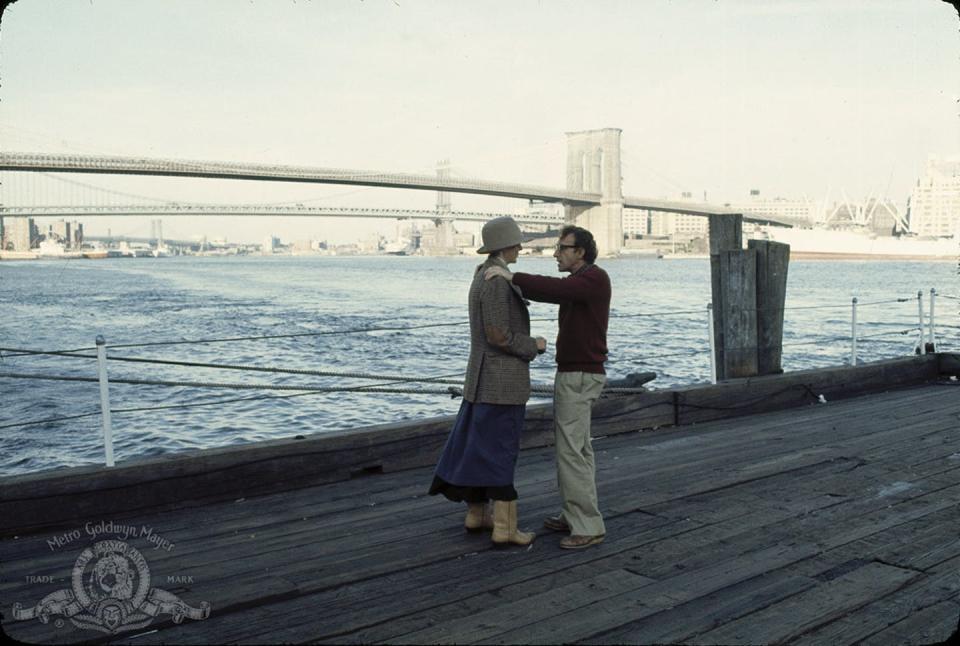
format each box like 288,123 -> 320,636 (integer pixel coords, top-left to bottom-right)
917,290 -> 926,355
928,288 -> 937,352
96,335 -> 115,467
850,297 -> 858,366
707,302 -> 717,384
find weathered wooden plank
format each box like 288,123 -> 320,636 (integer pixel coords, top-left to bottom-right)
750,239 -> 790,376
856,600 -> 959,646
112,514 -> 692,646
627,482 -> 957,586
785,504 -> 960,580
790,566 -> 960,645
1,451 -> 588,590
694,561 -> 920,644
472,542 -> 820,645
387,569 -> 659,645
582,572 -> 816,645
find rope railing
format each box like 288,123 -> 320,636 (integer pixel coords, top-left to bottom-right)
2,289 -> 955,468
0,292 -> 948,372
857,327 -> 920,340
0,348 -> 469,385
0,372 -> 474,433
0,370 -> 650,396
1,296 -> 930,359
0,371 -> 473,395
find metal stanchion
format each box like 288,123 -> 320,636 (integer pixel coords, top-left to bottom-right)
851,297 -> 858,366
917,290 -> 926,355
707,302 -> 717,384
929,288 -> 937,352
95,335 -> 115,467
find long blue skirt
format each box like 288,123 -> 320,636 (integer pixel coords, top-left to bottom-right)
428,399 -> 526,502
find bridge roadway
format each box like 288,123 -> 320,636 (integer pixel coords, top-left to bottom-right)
0,204 -> 564,225
0,152 -> 799,226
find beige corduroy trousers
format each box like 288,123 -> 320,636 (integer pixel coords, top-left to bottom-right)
553,370 -> 606,536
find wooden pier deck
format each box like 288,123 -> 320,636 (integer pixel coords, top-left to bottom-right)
2,359 -> 959,644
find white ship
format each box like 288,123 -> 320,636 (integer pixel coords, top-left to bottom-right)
751,226 -> 958,260
382,240 -> 414,255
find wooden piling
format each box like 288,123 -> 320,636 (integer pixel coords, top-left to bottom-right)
750,240 -> 791,375
719,248 -> 758,378
708,213 -> 743,381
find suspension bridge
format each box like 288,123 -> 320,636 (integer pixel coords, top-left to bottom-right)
0,129 -> 801,256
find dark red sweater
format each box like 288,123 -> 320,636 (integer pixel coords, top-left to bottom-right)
512,264 -> 610,374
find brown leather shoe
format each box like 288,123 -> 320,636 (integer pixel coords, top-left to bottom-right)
543,515 -> 570,532
559,534 -> 605,550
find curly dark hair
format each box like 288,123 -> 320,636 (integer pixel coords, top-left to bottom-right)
559,225 -> 598,263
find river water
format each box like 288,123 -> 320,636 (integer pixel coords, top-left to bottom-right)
2,254 -> 957,476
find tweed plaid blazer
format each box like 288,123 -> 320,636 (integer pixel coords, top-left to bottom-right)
462,257 -> 541,405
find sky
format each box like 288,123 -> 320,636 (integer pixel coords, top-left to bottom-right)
1,0 -> 959,243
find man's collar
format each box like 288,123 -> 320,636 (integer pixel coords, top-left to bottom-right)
570,262 -> 591,276
490,256 -> 509,269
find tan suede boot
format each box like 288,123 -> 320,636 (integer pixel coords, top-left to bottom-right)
464,502 -> 493,533
491,500 -> 535,548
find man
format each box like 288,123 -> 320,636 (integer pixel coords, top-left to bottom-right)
485,225 -> 610,550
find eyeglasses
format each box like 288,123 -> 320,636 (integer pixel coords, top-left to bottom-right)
554,243 -> 578,252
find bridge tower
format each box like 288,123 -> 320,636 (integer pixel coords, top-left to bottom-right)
427,158 -> 458,254
564,128 -> 623,256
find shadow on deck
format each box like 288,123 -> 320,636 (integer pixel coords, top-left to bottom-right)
2,355 -> 959,644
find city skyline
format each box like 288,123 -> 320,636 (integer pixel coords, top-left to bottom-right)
1,0 -> 958,243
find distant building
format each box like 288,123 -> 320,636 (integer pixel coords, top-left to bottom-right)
47,219 -> 83,248
622,207 -> 648,238
292,239 -> 315,253
453,231 -> 475,249
262,235 -> 280,254
908,156 -> 960,236
728,190 -> 818,226
626,192 -> 709,242
3,217 -> 38,251
358,234 -> 382,253
72,221 -> 84,247
419,220 -> 461,255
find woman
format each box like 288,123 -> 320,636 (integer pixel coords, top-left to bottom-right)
429,216 -> 546,548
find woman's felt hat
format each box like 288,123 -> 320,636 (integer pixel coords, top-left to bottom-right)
477,216 -> 523,254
